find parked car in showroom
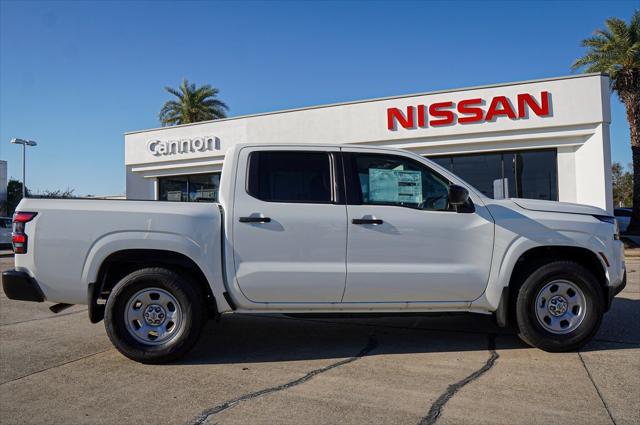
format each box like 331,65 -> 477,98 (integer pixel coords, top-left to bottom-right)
2,144 -> 626,363
0,217 -> 12,247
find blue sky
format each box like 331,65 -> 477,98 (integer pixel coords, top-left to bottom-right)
0,0 -> 637,195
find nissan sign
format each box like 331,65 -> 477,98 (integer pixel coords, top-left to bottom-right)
387,91 -> 551,130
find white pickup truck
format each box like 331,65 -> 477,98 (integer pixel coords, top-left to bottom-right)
2,144 -> 626,363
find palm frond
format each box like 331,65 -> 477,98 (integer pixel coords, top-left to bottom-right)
606,17 -> 630,40
164,86 -> 183,100
573,11 -> 640,86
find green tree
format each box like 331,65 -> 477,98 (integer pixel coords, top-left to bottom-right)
572,10 -> 640,234
159,79 -> 228,126
3,179 -> 29,216
0,181 -> 76,216
612,162 -> 633,207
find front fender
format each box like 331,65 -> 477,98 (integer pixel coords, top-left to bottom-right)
471,231 -> 607,312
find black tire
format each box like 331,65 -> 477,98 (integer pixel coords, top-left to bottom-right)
514,261 -> 604,352
104,267 -> 206,363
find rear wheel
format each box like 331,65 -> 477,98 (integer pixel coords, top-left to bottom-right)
104,267 -> 206,363
514,261 -> 604,352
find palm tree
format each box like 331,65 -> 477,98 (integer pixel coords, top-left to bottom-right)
159,79 -> 228,126
572,11 -> 640,234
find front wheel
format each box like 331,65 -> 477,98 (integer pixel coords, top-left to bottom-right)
104,267 -> 206,363
515,261 -> 604,352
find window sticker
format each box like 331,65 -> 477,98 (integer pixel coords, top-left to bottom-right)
369,169 -> 422,203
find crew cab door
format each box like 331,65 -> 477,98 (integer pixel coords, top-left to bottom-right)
232,146 -> 347,303
341,149 -> 495,303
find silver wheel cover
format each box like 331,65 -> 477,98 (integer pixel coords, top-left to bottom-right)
534,279 -> 587,335
124,287 -> 183,345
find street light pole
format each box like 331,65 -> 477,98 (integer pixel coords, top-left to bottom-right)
10,138 -> 38,198
22,143 -> 26,198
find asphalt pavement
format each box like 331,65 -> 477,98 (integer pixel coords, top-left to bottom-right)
0,255 -> 638,425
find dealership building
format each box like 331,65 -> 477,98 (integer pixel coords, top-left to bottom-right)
125,73 -> 613,212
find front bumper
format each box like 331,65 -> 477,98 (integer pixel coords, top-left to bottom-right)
2,269 -> 45,302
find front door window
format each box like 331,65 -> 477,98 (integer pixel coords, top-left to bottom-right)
348,153 -> 452,211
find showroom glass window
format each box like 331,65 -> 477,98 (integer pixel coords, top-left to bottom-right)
503,151 -> 558,200
158,173 -> 220,202
348,153 -> 452,211
246,151 -> 332,203
427,149 -> 558,201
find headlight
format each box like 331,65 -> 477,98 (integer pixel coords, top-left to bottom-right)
594,215 -> 620,240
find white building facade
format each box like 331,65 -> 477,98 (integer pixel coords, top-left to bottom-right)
125,73 -> 613,212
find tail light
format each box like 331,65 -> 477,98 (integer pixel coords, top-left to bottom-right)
12,212 -> 37,254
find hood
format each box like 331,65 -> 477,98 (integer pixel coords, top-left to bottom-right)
511,198 -> 609,216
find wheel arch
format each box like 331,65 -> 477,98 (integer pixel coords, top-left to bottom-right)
474,241 -> 610,322
507,245 -> 607,294
503,245 -> 609,329
89,249 -> 218,323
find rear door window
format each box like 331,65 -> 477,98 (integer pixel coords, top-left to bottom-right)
247,151 -> 333,203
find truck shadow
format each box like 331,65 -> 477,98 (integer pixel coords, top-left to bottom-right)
179,296 -> 639,365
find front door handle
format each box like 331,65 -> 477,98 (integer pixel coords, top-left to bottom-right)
352,218 -> 383,225
239,216 -> 271,223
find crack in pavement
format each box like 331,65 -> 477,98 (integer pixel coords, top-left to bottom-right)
187,334 -> 378,425
578,352 -> 617,425
0,348 -> 113,386
418,334 -> 499,425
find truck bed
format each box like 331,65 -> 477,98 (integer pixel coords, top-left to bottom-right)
14,198 -> 222,304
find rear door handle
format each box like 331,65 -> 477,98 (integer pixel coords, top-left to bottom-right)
352,218 -> 383,225
239,216 -> 271,223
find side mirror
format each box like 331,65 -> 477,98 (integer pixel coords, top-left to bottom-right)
448,184 -> 469,206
